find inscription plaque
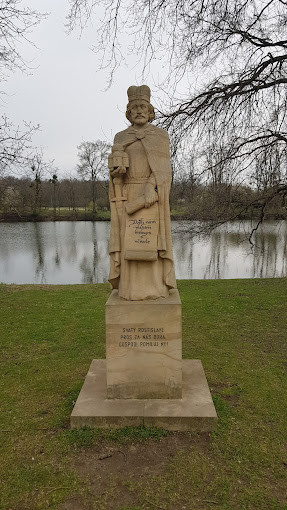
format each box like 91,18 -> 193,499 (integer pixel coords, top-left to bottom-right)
124,204 -> 159,261
119,326 -> 167,347
106,289 -> 182,399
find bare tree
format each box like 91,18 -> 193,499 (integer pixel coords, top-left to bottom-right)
49,172 -> 58,219
0,1 -> 44,77
62,173 -> 79,214
77,140 -> 110,218
0,1 -> 44,176
27,151 -> 53,216
68,0 -> 287,228
0,116 -> 37,178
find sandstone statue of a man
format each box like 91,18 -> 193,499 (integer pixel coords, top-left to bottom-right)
108,85 -> 176,300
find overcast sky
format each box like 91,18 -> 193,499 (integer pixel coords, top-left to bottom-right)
4,0 -> 169,178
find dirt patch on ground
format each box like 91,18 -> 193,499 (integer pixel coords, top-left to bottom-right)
61,432 -> 211,510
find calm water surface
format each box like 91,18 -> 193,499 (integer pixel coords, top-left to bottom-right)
0,220 -> 286,284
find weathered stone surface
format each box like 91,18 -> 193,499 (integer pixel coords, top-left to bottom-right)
105,289 -> 182,399
108,84 -> 177,300
70,359 -> 218,431
69,84 -> 218,433
124,205 -> 159,261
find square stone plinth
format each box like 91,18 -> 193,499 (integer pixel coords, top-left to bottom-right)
105,289 -> 182,399
70,359 -> 218,431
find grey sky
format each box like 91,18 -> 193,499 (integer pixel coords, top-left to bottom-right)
4,1 -> 164,177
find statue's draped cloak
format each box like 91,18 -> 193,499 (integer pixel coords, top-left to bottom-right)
109,124 -> 176,296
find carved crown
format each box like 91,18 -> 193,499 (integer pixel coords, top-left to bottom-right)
127,85 -> 151,103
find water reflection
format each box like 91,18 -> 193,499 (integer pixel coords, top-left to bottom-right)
79,222 -> 109,283
33,223 -> 45,282
0,220 -> 286,284
171,220 -> 287,280
251,225 -> 287,278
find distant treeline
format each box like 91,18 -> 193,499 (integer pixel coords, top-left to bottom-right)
0,176 -> 110,220
0,175 -> 286,221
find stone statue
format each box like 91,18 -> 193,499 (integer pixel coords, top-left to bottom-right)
108,85 -> 177,300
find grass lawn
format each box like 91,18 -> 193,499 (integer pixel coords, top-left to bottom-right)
0,280 -> 286,510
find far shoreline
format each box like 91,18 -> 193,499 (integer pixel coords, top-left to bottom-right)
1,211 -> 286,223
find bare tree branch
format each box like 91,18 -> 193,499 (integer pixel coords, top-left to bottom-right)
67,0 -> 287,229
77,139 -> 111,216
0,2 -> 45,176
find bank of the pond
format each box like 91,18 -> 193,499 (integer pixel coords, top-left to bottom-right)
0,211 -> 191,222
0,210 -> 112,222
1,208 -> 285,222
1,279 -> 286,510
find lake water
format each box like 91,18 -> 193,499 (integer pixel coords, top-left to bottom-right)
0,220 -> 286,284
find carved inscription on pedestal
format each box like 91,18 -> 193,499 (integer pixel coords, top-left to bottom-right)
106,290 -> 182,399
119,326 -> 168,348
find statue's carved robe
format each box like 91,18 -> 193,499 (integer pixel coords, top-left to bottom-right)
109,124 -> 177,300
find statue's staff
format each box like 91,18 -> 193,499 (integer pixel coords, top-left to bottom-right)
108,144 -> 128,226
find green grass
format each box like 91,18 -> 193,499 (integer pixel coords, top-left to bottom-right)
65,424 -> 169,449
0,280 -> 287,509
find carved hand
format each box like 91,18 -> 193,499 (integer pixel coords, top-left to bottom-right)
110,166 -> 127,177
144,183 -> 158,207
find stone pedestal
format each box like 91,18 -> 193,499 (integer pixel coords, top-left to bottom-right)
70,290 -> 218,431
70,359 -> 218,431
106,289 -> 182,399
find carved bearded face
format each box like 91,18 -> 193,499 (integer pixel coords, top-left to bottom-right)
129,100 -> 150,126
